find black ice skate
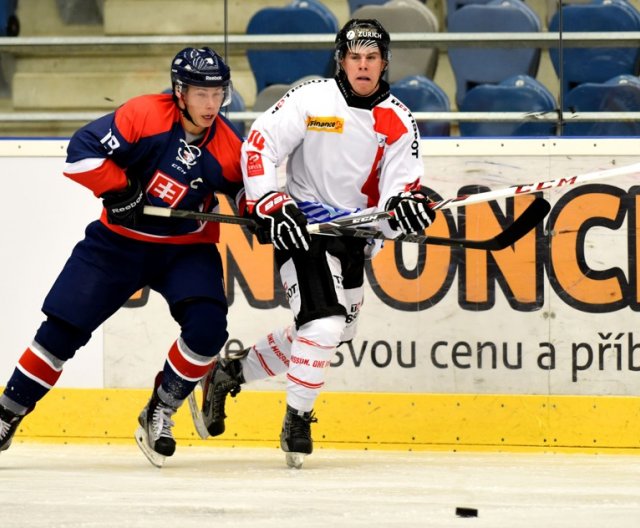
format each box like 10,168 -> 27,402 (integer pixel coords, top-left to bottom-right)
280,405 -> 317,469
134,387 -> 178,468
0,404 -> 28,453
188,349 -> 246,439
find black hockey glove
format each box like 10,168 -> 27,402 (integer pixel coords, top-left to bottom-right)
385,189 -> 436,234
251,191 -> 310,251
101,178 -> 145,227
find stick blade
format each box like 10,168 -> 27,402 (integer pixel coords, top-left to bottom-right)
485,196 -> 551,250
394,196 -> 550,250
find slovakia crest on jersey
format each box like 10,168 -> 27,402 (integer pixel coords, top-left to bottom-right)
147,171 -> 188,207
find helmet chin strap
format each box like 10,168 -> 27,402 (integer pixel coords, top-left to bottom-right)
172,89 -> 198,127
180,106 -> 198,127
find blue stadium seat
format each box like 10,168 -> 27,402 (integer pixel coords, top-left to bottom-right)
0,0 -> 18,35
352,0 -> 440,83
544,0 -> 591,26
349,0 -> 388,14
446,0 -> 492,24
562,74 -> 640,136
246,1 -> 338,94
349,0 -> 432,14
459,75 -> 557,136
290,0 -> 338,26
548,0 -> 640,106
390,75 -> 450,136
448,0 -> 542,108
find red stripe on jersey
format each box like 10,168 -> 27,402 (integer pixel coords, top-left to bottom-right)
167,340 -> 214,380
405,178 -> 422,192
372,106 -> 408,144
286,372 -> 324,390
246,199 -> 258,214
360,107 -> 410,207
361,144 -> 384,208
64,158 -> 128,197
207,117 -> 243,185
18,347 -> 62,388
114,94 -> 178,143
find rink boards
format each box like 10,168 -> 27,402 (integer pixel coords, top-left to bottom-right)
10,388 -> 640,453
2,137 -> 640,453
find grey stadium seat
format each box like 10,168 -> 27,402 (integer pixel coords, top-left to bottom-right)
252,75 -> 323,112
351,0 -> 440,84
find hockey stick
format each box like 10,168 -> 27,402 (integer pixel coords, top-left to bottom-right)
143,204 -> 391,233
320,197 -> 551,250
306,161 -> 640,233
144,197 -> 549,250
143,205 -> 255,226
143,160 -> 639,241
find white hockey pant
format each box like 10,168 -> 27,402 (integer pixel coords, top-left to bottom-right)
241,281 -> 363,384
242,316 -> 343,412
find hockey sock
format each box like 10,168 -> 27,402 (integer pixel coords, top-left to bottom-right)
1,341 -> 66,409
161,337 -> 215,406
241,325 -> 297,382
286,315 -> 344,412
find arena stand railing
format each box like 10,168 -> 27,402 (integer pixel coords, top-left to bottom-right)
0,31 -> 639,134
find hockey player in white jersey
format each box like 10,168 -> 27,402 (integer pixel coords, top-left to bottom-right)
189,18 -> 435,468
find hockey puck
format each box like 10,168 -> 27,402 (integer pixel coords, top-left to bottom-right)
455,507 -> 478,518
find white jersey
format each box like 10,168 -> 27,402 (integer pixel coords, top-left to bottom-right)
240,77 -> 423,226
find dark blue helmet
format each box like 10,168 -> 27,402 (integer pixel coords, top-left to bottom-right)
171,47 -> 232,106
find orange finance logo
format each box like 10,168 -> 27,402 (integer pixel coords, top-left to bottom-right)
306,116 -> 344,133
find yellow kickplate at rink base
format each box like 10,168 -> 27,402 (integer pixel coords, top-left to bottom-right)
6,388 -> 640,454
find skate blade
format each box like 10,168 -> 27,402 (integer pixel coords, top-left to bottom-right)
134,426 -> 166,468
285,452 -> 306,469
187,390 -> 210,440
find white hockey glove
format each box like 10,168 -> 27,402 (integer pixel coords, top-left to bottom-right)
385,189 -> 436,235
251,191 -> 310,251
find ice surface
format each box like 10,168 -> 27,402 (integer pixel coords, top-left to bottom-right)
1,443 -> 639,528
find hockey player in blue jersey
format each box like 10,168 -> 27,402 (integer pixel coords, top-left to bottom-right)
0,47 -> 245,467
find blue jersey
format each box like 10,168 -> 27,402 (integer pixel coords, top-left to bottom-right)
64,93 -> 244,244
1,93 -> 245,414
